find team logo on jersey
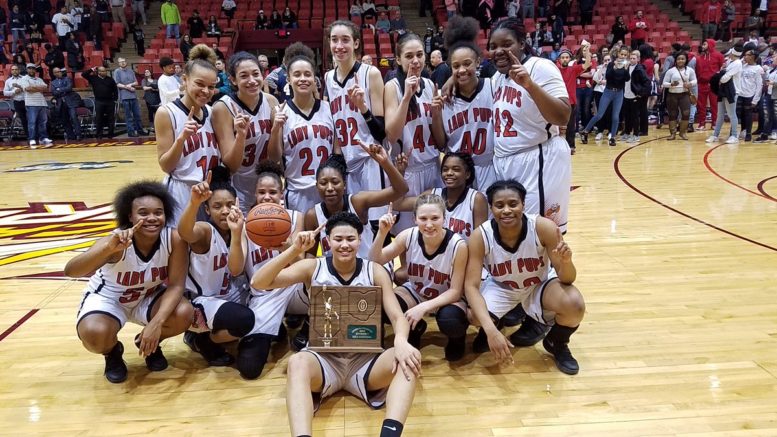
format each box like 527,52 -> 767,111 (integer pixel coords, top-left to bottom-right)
5,160 -> 134,173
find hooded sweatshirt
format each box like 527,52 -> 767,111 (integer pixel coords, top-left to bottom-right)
695,38 -> 726,83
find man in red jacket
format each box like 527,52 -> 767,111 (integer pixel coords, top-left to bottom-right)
694,38 -> 725,130
702,0 -> 722,40
629,11 -> 649,50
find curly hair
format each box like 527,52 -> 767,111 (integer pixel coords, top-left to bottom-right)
113,181 -> 176,229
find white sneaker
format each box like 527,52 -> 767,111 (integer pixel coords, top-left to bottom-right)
739,131 -> 746,139
769,133 -> 777,140
29,140 -> 37,149
725,136 -> 739,144
595,133 -> 603,141
705,136 -> 719,143
631,136 -> 640,143
41,138 -> 53,145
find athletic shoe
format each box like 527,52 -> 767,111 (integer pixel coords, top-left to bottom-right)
609,137 -> 616,147
697,125 -> 706,131
769,133 -> 777,140
472,328 -> 490,354
104,341 -> 128,383
595,133 -> 603,141
502,305 -> 526,328
407,319 -> 427,349
182,331 -> 233,366
291,318 -> 309,352
754,134 -> 770,143
725,136 -> 739,145
444,336 -> 466,362
543,337 -> 579,375
144,346 -> 169,371
628,135 -> 640,143
705,136 -> 719,143
509,317 -> 550,347
745,134 -> 752,142
687,125 -> 695,133
29,140 -> 37,149
41,138 -> 53,145
580,133 -> 587,144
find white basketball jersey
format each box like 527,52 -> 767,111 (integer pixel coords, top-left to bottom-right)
165,99 -> 221,183
185,223 -> 242,302
314,195 -> 374,258
281,100 -> 335,191
442,78 -> 495,167
84,228 -> 173,307
388,77 -> 439,170
325,62 -> 376,170
243,209 -> 301,296
431,187 -> 478,240
312,256 -> 375,287
491,56 -> 568,157
220,93 -> 273,201
480,215 -> 550,291
404,227 -> 465,301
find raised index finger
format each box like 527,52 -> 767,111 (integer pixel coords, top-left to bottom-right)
131,217 -> 145,232
206,170 -> 212,185
508,50 -> 521,65
387,202 -> 393,216
314,222 -> 327,235
188,105 -> 196,121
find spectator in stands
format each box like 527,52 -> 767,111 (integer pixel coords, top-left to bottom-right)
265,61 -> 287,100
221,0 -> 237,20
161,0 -> 181,43
591,53 -> 611,140
3,64 -> 29,137
579,0 -> 595,26
745,13 -> 763,37
746,30 -> 763,46
582,46 -> 631,146
32,0 -> 51,30
88,3 -> 104,49
132,0 -> 147,26
708,45 -> 741,144
206,15 -> 222,38
576,48 -> 596,137
362,0 -> 377,18
81,4 -> 92,34
188,10 -> 206,38
96,0 -> 111,25
83,65 -> 118,139
639,44 -> 658,135
390,11 -> 407,36
141,69 -> 161,124
553,0 -> 569,23
477,0 -> 493,29
0,6 -> 6,41
350,0 -> 363,18
174,64 -> 183,83
269,10 -> 283,29
211,42 -> 225,60
558,45 -> 591,152
549,43 -> 561,61
737,47 -> 762,141
549,14 -> 565,44
424,28 -> 434,56
110,0 -> 128,30
718,0 -> 735,41
43,43 -> 65,77
53,6 -> 75,49
701,0 -> 722,41
180,34 -> 193,60
50,66 -> 82,140
446,0 -> 459,18
362,54 -> 373,65
214,58 -> 230,101
65,32 -> 84,71
376,11 -> 391,33
419,0 -> 433,17
157,57 -> 180,105
695,39 -> 724,130
133,24 -> 145,56
258,54 -> 270,77
505,0 -> 518,18
628,10 -> 648,50
21,63 -> 52,146
662,51 -> 696,140
255,10 -> 269,29
430,49 -> 451,88
281,7 -> 297,29
114,57 -> 146,137
71,1 -> 84,31
12,54 -> 27,73
10,5 -> 26,54
621,50 -> 650,142
433,26 -> 446,57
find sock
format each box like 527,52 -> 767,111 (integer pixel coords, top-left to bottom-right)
547,324 -> 579,346
380,419 -> 404,437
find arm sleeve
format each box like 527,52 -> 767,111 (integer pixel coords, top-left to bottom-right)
365,114 -> 386,142
3,81 -> 16,97
720,61 -> 740,83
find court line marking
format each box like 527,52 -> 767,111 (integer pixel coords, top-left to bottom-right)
0,309 -> 39,342
757,175 -> 777,201
703,145 -> 777,202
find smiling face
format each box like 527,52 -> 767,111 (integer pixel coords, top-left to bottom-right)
232,59 -> 263,96
289,59 -> 315,96
254,175 -> 284,205
130,196 -> 165,238
316,167 -> 346,207
450,47 -> 479,88
440,155 -> 470,189
204,189 -> 236,231
183,65 -> 218,107
328,224 -> 360,263
489,28 -> 524,75
414,203 -> 446,239
490,188 -> 524,228
330,24 -> 359,64
398,38 -> 425,77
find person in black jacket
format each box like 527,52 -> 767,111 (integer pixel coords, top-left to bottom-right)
581,46 -> 631,146
622,50 -> 650,142
83,65 -> 117,139
610,16 -> 628,49
50,67 -> 83,140
43,43 -> 66,79
65,32 -> 84,71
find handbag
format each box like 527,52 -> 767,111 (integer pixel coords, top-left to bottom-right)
679,69 -> 697,105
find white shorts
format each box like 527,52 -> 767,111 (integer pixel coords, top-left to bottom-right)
493,136 -> 571,233
76,288 -> 163,328
347,157 -> 390,222
285,185 -> 320,214
480,275 -> 558,325
247,284 -> 309,336
232,172 -> 259,216
474,162 -> 497,193
394,162 -> 443,232
304,349 -> 387,411
164,176 -> 208,228
188,277 -> 248,333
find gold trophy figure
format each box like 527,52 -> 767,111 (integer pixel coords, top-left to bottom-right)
322,294 -> 340,347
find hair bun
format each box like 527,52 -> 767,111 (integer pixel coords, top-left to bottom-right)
188,44 -> 218,64
444,16 -> 480,49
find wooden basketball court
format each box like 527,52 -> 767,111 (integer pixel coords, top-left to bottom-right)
1,131 -> 776,435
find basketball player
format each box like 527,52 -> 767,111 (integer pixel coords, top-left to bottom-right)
65,182 -> 194,383
430,16 -> 496,192
488,18 -> 572,233
464,180 -> 585,375
155,45 -> 221,226
370,195 -> 469,361
384,32 -> 443,232
251,212 -> 420,437
393,152 -> 488,242
269,43 -> 341,213
213,52 -> 280,215
178,166 -> 254,367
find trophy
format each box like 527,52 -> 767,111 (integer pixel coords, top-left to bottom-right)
308,285 -> 383,353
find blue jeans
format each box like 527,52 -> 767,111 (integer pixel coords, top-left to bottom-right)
166,24 -> 180,40
576,87 -> 593,129
26,105 -> 49,142
689,84 -> 699,123
585,88 -> 624,136
760,95 -> 777,134
121,98 -> 143,134
12,29 -> 25,53
60,104 -> 81,138
713,96 -> 738,138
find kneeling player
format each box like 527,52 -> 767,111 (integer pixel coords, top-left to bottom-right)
464,180 -> 585,375
252,212 -> 421,437
65,182 -> 194,383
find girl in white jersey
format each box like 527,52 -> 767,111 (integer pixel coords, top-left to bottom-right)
155,45 -> 221,227
213,51 -> 280,215
371,194 -> 469,361
464,180 -> 586,375
269,42 -> 341,213
488,18 -> 573,233
251,212 -> 420,437
430,16 -> 496,193
384,32 -> 443,232
177,166 -> 255,369
65,182 -> 194,383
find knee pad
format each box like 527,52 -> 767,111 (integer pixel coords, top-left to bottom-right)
236,334 -> 273,380
435,305 -> 468,339
213,302 -> 255,338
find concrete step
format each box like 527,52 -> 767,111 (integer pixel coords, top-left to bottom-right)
650,0 -> 703,41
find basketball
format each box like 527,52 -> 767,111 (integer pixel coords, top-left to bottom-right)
245,203 -> 293,247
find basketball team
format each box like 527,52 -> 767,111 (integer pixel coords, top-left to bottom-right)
64,16 -> 585,437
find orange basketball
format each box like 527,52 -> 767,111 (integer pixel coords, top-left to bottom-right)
245,203 -> 292,247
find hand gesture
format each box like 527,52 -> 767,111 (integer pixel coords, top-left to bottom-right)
190,170 -> 213,205
291,222 -> 325,253
404,303 -> 427,330
404,75 -> 419,98
392,341 -> 422,381
487,330 -> 515,365
107,218 -> 144,253
378,203 -> 395,234
137,322 -> 162,358
431,87 -> 444,115
227,198 -> 244,233
178,105 -> 202,143
231,101 -> 249,138
508,51 -> 531,88
347,83 -> 366,112
549,228 -> 572,265
272,103 -> 287,131
395,152 -> 408,175
440,78 -> 456,103
358,140 -> 389,165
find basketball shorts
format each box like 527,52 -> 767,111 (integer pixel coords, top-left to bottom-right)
247,283 -> 309,336
187,277 -> 248,333
347,157 -> 390,222
394,161 -> 443,232
76,287 -> 164,328
232,171 -> 259,216
493,136 -> 571,233
285,185 -> 320,214
480,275 -> 558,326
474,162 -> 497,193
303,350 -> 387,411
164,176 -> 208,227
397,283 -> 466,312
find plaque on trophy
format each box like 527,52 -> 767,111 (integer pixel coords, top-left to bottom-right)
307,285 -> 383,353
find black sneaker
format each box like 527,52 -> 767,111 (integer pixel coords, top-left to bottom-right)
687,125 -> 695,133
291,319 -> 309,352
444,336 -> 466,362
407,319 -> 427,349
580,133 -> 588,144
745,134 -> 752,142
542,337 -> 579,375
754,134 -> 770,143
509,317 -> 550,347
502,305 -> 526,327
609,137 -> 616,147
472,328 -> 489,354
135,334 -> 168,371
183,331 -> 234,366
104,341 -> 128,383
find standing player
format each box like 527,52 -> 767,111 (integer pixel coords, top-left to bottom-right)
269,42 -> 341,213
370,195 -> 470,361
488,18 -> 572,233
431,16 -> 496,192
464,180 -> 586,375
213,51 -> 279,215
155,45 -> 221,226
65,182 -> 194,383
178,166 -> 255,367
252,212 -> 421,437
384,32 -> 443,232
